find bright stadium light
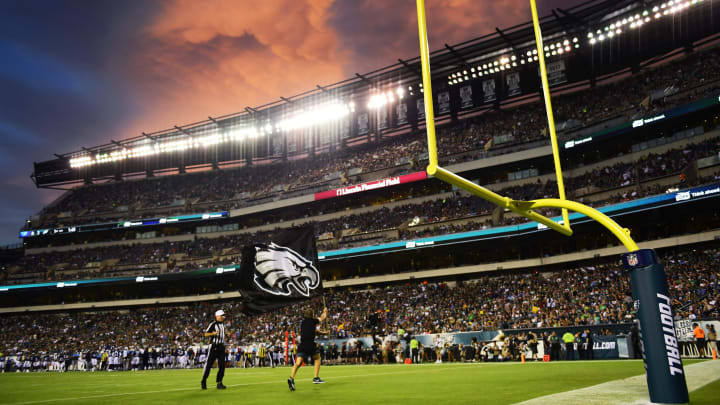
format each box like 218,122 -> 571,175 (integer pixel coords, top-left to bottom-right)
279,101 -> 350,130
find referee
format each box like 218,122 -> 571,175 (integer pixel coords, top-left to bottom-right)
201,309 -> 227,390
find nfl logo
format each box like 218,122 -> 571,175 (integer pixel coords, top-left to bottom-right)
627,253 -> 638,267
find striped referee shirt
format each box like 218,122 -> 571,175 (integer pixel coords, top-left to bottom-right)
206,321 -> 226,345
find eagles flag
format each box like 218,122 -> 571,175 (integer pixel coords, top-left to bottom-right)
238,226 -> 323,315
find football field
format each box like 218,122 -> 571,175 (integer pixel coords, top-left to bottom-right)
1,360 -> 718,405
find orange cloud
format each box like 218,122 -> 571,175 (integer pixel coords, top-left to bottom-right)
327,0 -> 531,74
118,0 -> 564,137
123,0 -> 348,135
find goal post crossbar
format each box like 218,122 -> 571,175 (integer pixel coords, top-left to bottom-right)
414,0 -> 639,252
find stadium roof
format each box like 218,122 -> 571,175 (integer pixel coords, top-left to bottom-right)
32,0 -> 720,187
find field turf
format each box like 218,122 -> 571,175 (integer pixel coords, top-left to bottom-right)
0,360 -> 716,404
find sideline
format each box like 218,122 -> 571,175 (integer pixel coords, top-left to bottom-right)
514,360 -> 720,404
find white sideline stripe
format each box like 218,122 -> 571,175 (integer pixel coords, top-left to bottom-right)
514,360 -> 720,405
3,366 -> 465,405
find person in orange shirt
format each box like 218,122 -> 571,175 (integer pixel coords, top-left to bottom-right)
693,323 -> 706,359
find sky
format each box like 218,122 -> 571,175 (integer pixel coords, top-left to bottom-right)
0,0 -> 583,245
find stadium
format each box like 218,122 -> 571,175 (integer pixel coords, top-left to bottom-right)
1,0 -> 720,403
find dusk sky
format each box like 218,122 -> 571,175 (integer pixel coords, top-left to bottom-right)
0,0 -> 582,245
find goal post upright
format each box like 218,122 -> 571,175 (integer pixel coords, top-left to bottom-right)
529,0 -> 570,230
413,4 -> 696,400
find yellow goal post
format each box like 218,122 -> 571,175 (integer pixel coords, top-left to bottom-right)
414,0 -> 638,252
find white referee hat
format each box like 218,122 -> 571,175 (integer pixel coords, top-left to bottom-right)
215,310 -> 226,317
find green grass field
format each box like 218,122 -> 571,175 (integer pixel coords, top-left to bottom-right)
0,360 -> 717,405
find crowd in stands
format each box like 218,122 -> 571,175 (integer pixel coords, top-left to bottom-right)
320,136 -> 720,240
5,134 -> 719,283
35,47 -> 720,227
1,248 -> 717,368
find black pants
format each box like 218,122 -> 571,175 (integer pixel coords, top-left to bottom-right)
411,348 -> 419,363
564,343 -> 574,360
202,344 -> 225,383
551,344 -> 561,361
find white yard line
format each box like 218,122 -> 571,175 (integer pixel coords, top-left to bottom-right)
514,360 -> 720,405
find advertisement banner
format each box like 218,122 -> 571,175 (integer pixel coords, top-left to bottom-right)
459,85 -> 473,109
416,99 -> 425,119
378,107 -> 388,130
272,135 -> 283,156
358,113 -> 369,135
438,91 -> 450,114
396,102 -> 408,126
506,72 -> 521,97
287,134 -> 297,154
482,79 -> 496,103
592,335 -> 619,359
314,171 -> 428,200
545,60 -> 567,87
341,117 -> 350,140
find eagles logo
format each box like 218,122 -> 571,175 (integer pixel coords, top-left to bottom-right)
253,242 -> 320,297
